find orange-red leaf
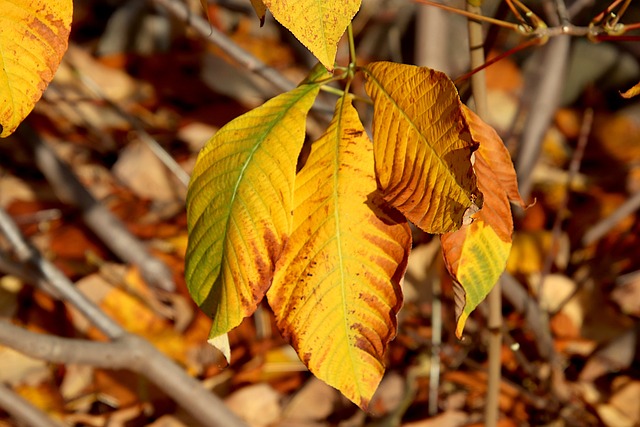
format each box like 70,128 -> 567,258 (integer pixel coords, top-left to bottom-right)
442,107 -> 523,337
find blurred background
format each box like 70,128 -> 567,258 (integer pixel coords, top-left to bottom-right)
1,0 -> 640,425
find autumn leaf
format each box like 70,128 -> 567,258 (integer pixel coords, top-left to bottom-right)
0,0 -> 72,137
441,106 -> 524,338
185,74 -> 324,360
262,0 -> 360,70
621,81 -> 640,99
363,61 -> 481,234
268,97 -> 411,409
249,0 -> 267,26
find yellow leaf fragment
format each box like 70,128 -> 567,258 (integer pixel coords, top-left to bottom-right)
441,107 -> 523,338
262,0 -> 361,70
363,62 -> 481,234
249,0 -> 267,26
268,98 -> 411,409
621,81 -> 640,99
186,81 -> 321,346
0,0 -> 72,137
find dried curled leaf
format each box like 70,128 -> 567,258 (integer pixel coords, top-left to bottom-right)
441,107 -> 524,338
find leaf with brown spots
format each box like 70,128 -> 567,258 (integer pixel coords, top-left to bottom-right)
186,74 -> 325,360
0,0 -> 72,137
267,97 -> 411,409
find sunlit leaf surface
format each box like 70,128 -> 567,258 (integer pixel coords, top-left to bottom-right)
363,61 -> 481,233
186,81 -> 321,357
268,98 -> 411,409
262,0 -> 361,70
0,0 -> 72,137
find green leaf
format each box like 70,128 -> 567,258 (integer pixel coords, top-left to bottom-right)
186,79 -> 322,359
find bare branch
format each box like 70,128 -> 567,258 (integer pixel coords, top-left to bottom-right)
0,207 -> 248,426
150,0 -> 296,94
0,382 -> 65,427
0,322 -> 249,427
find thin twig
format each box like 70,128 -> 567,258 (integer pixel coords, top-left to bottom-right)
515,35 -> 571,200
0,208 -> 123,339
538,108 -> 593,300
583,190 -> 640,245
465,4 -> 500,426
67,58 -> 191,187
17,124 -> 176,292
150,0 -> 296,94
0,382 -> 65,427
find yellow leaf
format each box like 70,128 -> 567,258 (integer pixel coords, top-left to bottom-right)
268,98 -> 411,409
441,107 -> 523,338
363,62 -> 481,234
186,78 -> 322,354
262,0 -> 360,70
249,0 -> 267,26
621,81 -> 640,99
0,0 -> 72,137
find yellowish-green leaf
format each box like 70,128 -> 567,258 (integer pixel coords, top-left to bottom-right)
363,61 -> 481,234
186,80 -> 322,358
268,98 -> 411,409
441,107 -> 523,338
262,0 -> 360,70
249,0 -> 267,26
621,81 -> 640,99
0,0 -> 72,137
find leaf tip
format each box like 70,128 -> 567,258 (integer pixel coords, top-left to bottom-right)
455,312 -> 470,339
208,332 -> 231,364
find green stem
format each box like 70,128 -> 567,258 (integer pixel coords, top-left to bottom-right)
347,24 -> 357,70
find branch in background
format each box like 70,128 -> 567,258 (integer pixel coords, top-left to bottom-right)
583,190 -> 640,246
17,124 -> 176,293
513,34 -> 571,200
0,207 -> 248,427
150,0 -> 296,93
465,4 -> 501,427
0,382 -> 65,427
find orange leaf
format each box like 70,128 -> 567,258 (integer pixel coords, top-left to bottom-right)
442,107 -> 524,337
621,81 -> 640,99
363,62 -> 481,233
463,106 -> 527,209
